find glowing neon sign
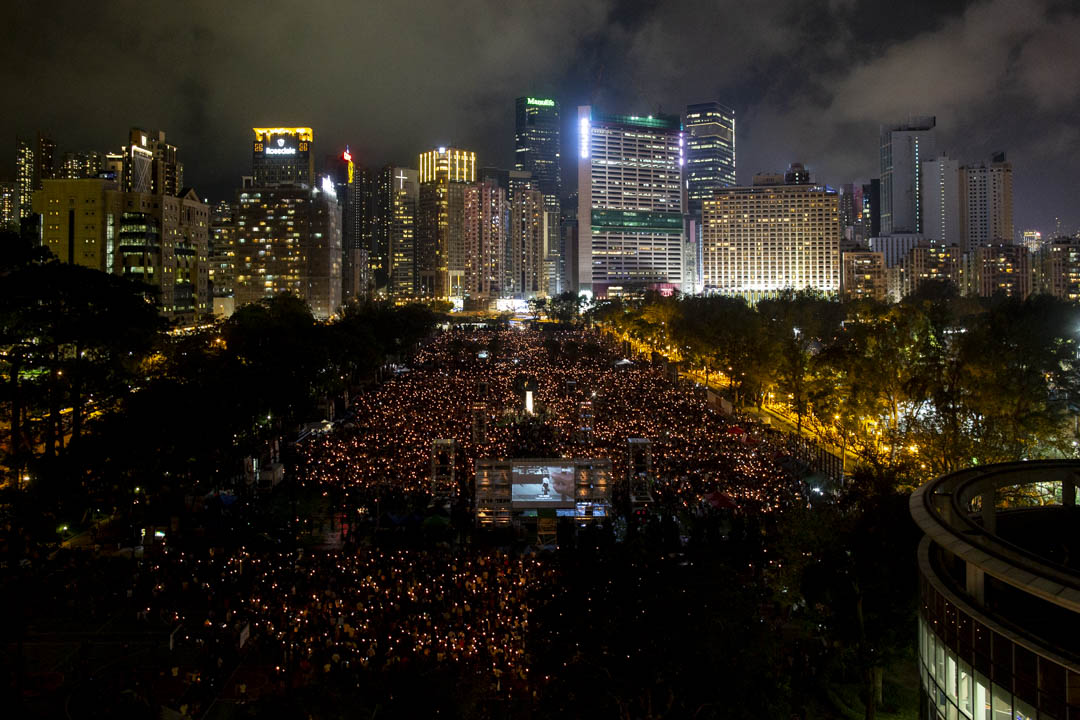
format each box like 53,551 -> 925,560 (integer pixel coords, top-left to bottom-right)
579,116 -> 590,159
265,147 -> 296,155
527,97 -> 555,107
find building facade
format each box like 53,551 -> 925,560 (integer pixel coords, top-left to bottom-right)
576,107 -> 685,296
117,128 -> 182,195
910,461 -> 1080,720
1035,237 -> 1080,301
233,182 -> 341,319
841,251 -> 887,302
463,178 -> 509,299
701,173 -> 840,300
252,128 -> 314,187
880,117 -> 936,235
684,101 -> 736,214
514,96 -> 561,210
921,154 -> 962,246
961,154 -> 1014,252
208,200 -> 236,315
417,147 -> 475,299
964,244 -> 1030,299
32,178 -> 210,323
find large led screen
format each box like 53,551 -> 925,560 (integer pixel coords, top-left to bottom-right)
511,465 -> 576,507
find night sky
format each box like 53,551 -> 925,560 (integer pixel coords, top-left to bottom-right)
5,0 -> 1080,235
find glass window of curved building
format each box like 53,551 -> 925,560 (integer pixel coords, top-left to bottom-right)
910,461 -> 1080,720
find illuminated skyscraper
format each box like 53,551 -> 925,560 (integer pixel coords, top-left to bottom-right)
880,116 -> 936,235
514,96 -> 561,209
252,128 -> 314,186
233,180 -> 341,319
386,167 -> 418,299
701,171 -> 840,300
15,133 -> 55,219
509,176 -> 546,297
117,128 -> 182,195
685,102 -> 735,214
417,147 -> 476,298
464,177 -> 509,299
576,107 -> 685,296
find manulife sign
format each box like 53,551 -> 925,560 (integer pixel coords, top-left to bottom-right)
527,97 -> 555,107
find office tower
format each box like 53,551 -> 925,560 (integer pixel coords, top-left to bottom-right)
209,200 -> 236,315
233,180 -> 341,319
386,167 -> 418,299
0,182 -> 16,229
684,102 -> 736,215
463,177 -> 508,300
861,179 -> 881,238
880,116 -> 936,235
911,461 -> 1080,720
576,107 -> 684,295
901,243 -> 961,297
961,153 -> 1013,252
514,97 -> 561,208
417,147 -> 476,298
921,154 -> 961,245
31,178 -> 210,323
964,244 -> 1030,298
701,170 -> 840,299
116,128 -> 183,195
252,128 -> 314,186
1035,237 -> 1080,300
60,151 -> 105,180
841,251 -> 886,302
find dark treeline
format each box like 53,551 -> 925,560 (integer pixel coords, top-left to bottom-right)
591,286 -> 1080,484
0,229 -> 439,541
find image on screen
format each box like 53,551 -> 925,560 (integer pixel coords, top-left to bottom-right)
511,465 -> 576,506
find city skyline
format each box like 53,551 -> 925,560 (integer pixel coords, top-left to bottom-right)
3,0 -> 1080,237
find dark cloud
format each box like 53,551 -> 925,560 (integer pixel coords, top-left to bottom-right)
3,0 -> 1078,234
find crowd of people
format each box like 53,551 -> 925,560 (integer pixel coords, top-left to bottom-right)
297,326 -> 810,520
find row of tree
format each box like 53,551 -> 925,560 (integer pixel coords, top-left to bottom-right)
590,285 -> 1080,483
0,230 -> 439,526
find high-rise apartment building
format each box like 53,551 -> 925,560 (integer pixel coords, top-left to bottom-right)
964,244 -> 1030,299
841,251 -> 887,302
0,182 -> 16,230
208,200 -> 236,314
961,153 -> 1013,252
510,179 -> 546,297
417,147 -> 475,298
60,151 -> 106,180
463,178 -> 509,299
900,243 -> 961,297
514,97 -> 561,210
16,133 -> 56,219
31,178 -> 209,323
684,102 -> 736,215
252,128 -> 314,187
921,154 -> 962,246
386,167 -> 419,299
233,181 -> 341,319
880,116 -> 936,235
116,128 -> 183,195
1035,237 -> 1080,300
701,171 -> 840,299
576,107 -> 685,295
862,179 -> 881,238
